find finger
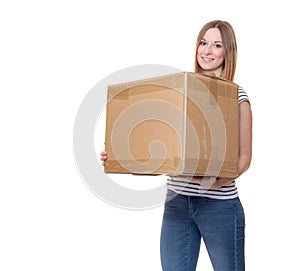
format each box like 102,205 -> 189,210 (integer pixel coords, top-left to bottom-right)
201,176 -> 216,188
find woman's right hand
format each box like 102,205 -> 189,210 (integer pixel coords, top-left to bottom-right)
100,150 -> 108,166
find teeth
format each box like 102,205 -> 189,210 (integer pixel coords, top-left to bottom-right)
203,57 -> 213,61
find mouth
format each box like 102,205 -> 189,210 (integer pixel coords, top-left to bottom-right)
202,57 -> 214,63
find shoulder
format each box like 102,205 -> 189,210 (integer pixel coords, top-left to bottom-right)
238,85 -> 250,104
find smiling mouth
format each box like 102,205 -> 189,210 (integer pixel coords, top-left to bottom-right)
202,57 -> 214,62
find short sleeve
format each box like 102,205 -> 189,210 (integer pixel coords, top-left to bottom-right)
238,86 -> 249,104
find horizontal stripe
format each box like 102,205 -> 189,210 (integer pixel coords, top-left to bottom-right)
238,86 -> 249,104
167,186 -> 238,197
167,187 -> 239,200
168,180 -> 237,193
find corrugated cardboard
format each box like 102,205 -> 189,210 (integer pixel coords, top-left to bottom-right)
104,72 -> 239,177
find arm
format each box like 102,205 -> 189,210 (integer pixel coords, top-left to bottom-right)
192,101 -> 252,188
213,101 -> 252,188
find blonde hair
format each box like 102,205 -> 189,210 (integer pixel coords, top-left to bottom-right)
194,20 -> 237,81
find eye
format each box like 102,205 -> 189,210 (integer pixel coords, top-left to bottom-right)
215,43 -> 222,48
199,41 -> 206,46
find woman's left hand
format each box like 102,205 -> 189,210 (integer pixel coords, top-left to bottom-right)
192,176 -> 218,189
192,176 -> 234,190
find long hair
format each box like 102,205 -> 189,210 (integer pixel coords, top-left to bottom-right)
194,20 -> 237,81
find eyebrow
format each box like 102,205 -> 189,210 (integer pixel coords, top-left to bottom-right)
201,38 -> 223,43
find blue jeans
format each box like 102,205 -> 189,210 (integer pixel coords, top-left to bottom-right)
160,190 -> 245,271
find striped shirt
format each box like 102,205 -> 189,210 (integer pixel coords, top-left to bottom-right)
166,86 -> 249,199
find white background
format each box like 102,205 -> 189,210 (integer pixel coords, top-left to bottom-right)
1,0 -> 300,270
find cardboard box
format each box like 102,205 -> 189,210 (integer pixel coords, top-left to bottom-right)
104,72 -> 239,177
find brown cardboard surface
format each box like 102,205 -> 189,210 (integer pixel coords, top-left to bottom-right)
104,72 -> 239,177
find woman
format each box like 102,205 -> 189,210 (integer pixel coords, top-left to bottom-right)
101,20 -> 252,271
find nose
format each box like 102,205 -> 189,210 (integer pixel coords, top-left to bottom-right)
204,44 -> 212,55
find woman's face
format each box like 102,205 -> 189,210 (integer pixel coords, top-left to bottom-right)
197,27 -> 225,76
